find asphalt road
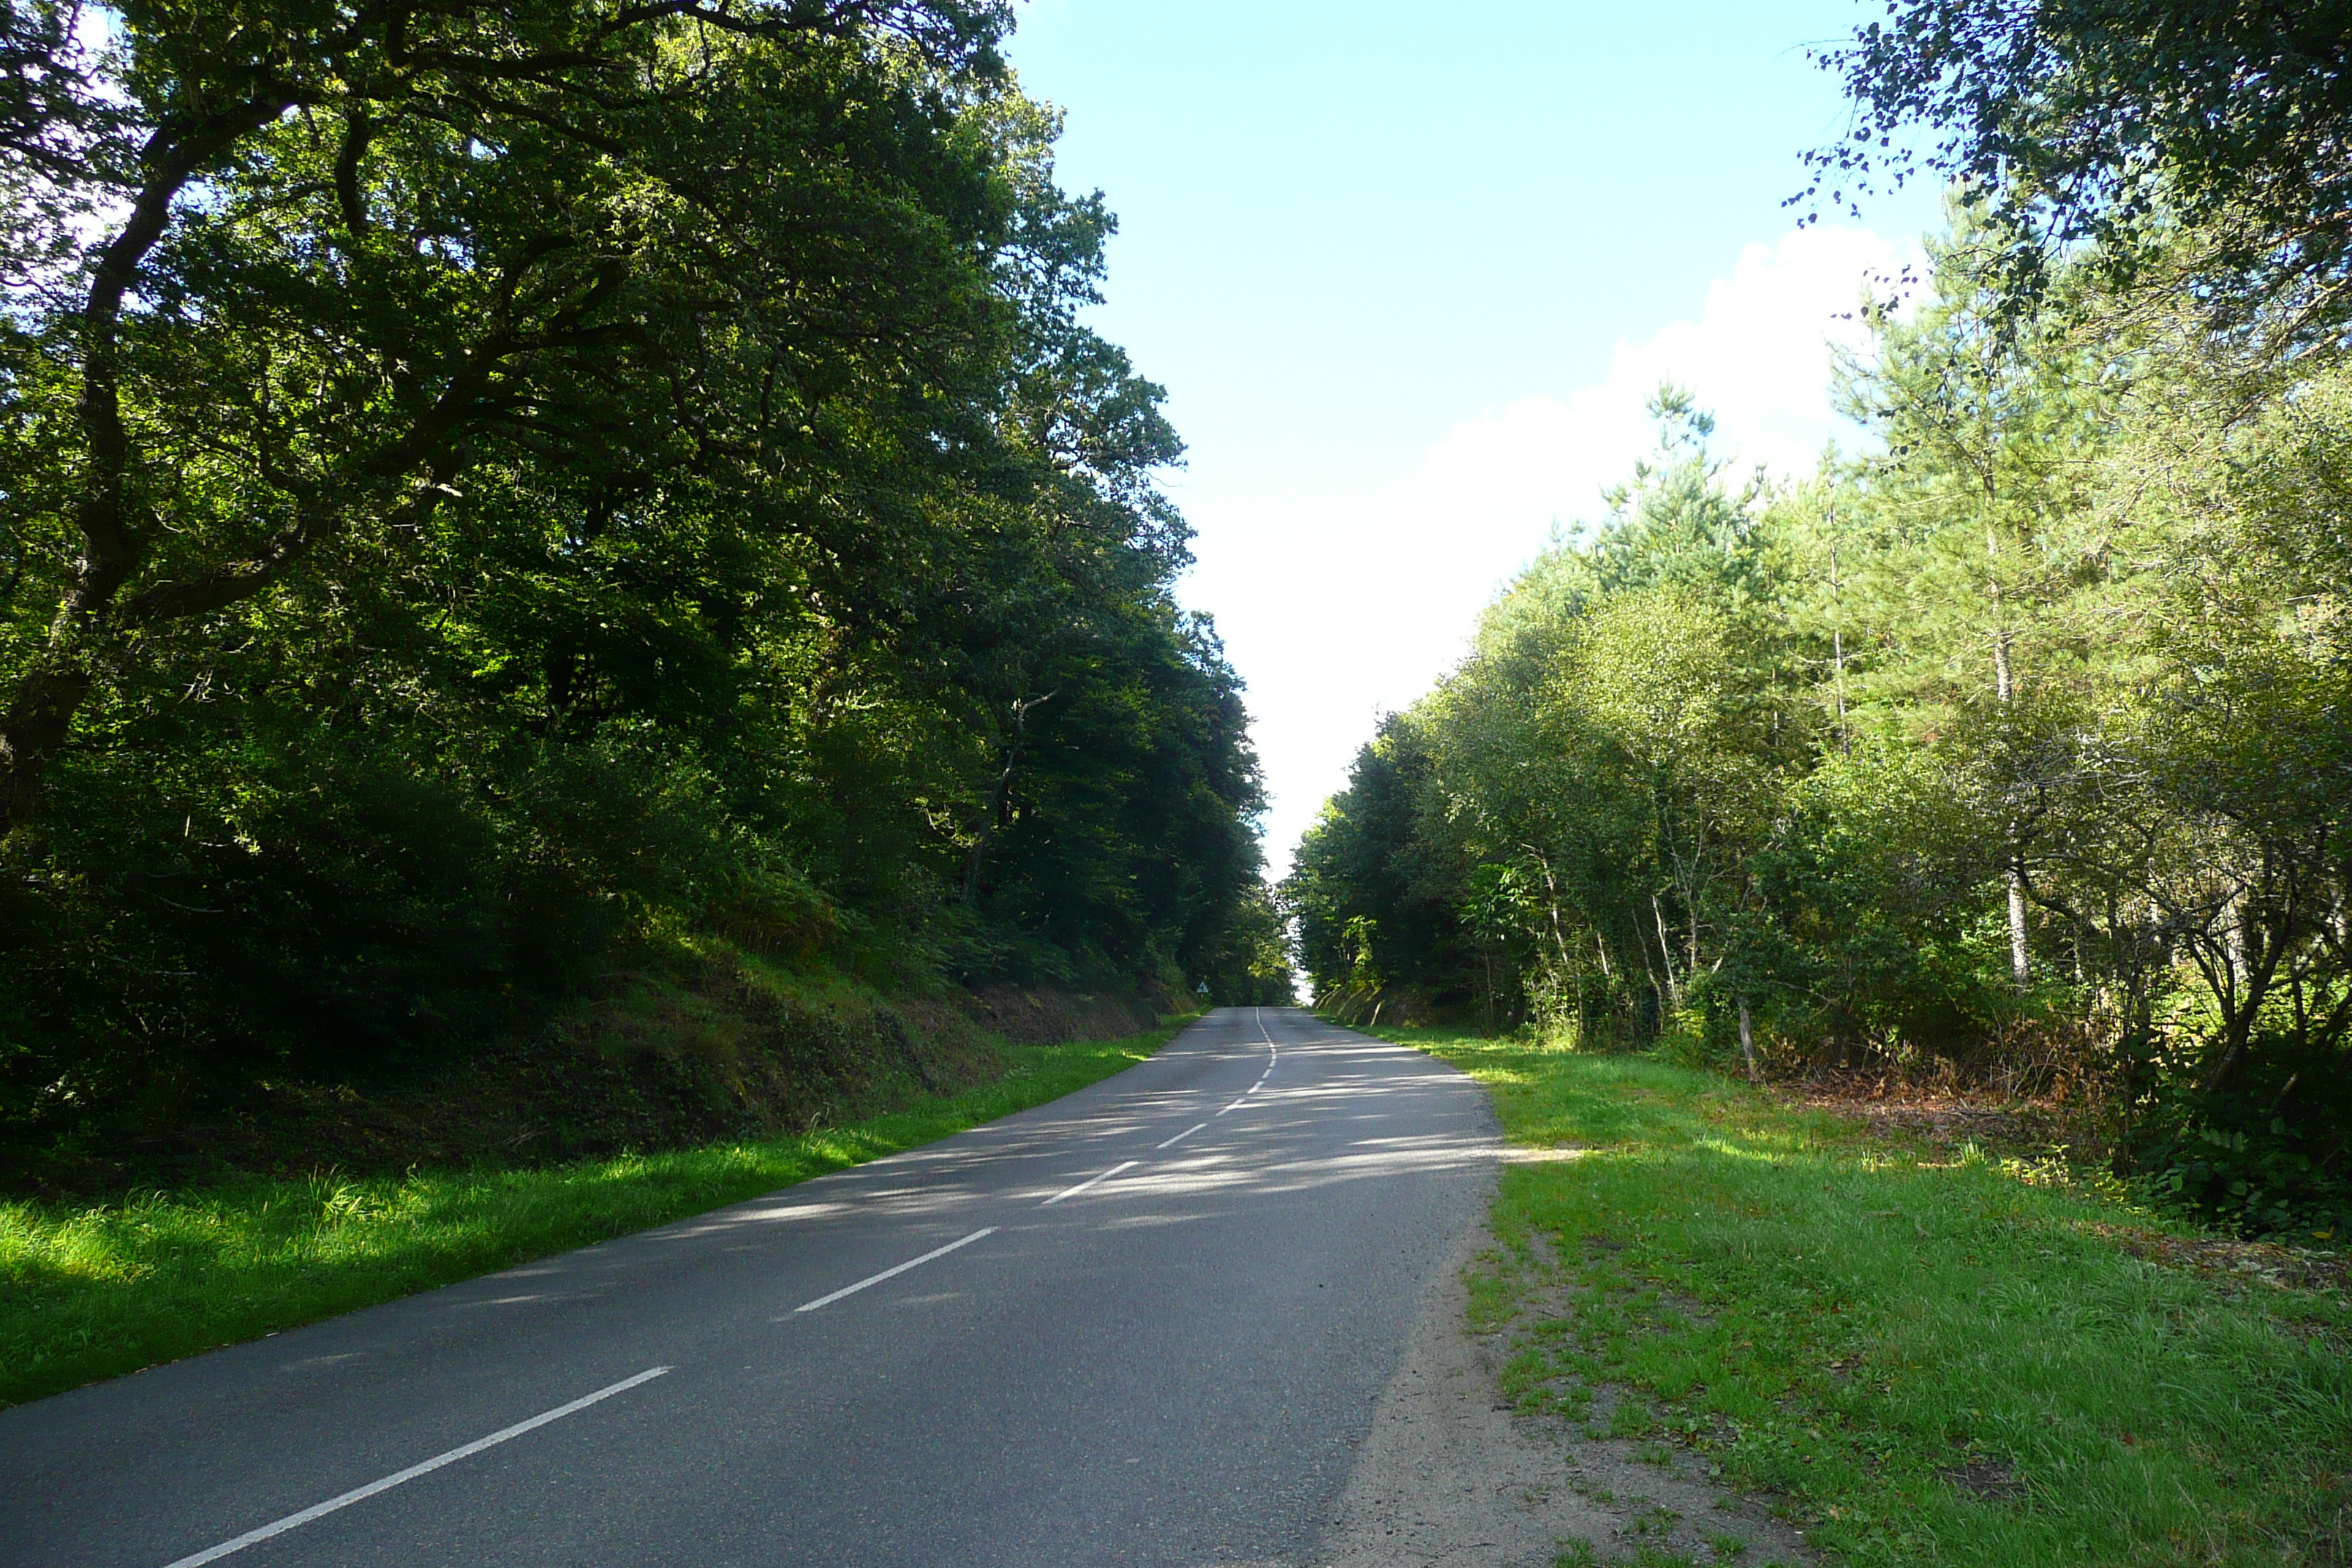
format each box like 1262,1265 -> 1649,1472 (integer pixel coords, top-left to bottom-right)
0,1006 -> 1499,1568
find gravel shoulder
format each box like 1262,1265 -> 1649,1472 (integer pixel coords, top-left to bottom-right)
1315,1215 -> 1816,1568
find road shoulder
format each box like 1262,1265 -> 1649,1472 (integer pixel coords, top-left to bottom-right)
1318,1212 -> 1813,1567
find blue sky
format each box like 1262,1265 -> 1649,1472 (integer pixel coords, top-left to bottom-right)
1002,1 -> 1945,873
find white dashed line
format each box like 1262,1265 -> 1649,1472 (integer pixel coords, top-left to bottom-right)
159,1367 -> 671,1567
1217,1007 -> 1278,1114
794,1227 -> 999,1313
1040,1161 -> 1137,1207
162,1010 -> 1324,1568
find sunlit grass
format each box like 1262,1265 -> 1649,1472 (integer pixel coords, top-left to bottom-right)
0,1022 -> 1186,1409
1368,1024 -> 2352,1567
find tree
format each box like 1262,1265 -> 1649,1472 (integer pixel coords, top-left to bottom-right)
0,1 -> 1278,1137
1832,206 -> 2116,987
1284,715 -> 1468,1018
1804,0 -> 2352,342
0,0 -> 1020,832
1293,396 -> 1798,1044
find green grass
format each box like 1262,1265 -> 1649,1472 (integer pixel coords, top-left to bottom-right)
1363,1023 -> 2352,1567
0,1020 -> 1188,1409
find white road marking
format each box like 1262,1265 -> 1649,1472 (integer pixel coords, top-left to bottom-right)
157,1011 -> 1324,1568
1040,1160 -> 1137,1207
1217,1007 -> 1278,1114
159,1367 -> 671,1568
794,1226 -> 998,1313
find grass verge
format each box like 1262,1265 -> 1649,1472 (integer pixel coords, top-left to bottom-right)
0,1019 -> 1189,1410
1361,1022 -> 2352,1568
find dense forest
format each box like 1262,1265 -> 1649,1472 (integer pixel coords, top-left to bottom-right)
0,0 -> 1289,1180
1287,1 -> 2352,1235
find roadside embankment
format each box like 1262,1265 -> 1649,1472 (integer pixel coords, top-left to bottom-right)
10,961 -> 1171,1200
1354,1022 -> 2352,1567
0,1009 -> 1190,1409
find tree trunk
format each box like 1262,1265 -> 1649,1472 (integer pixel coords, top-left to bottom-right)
962,690 -> 1058,907
960,758 -> 1019,908
0,81 -> 314,838
1651,892 -> 1684,1011
1988,538 -> 2029,990
2223,891 -> 2250,995
1738,997 -> 1758,1082
0,667 -> 92,834
2007,865 -> 2032,990
2201,884 -> 2283,1101
1828,530 -> 1851,755
1688,897 -> 1702,990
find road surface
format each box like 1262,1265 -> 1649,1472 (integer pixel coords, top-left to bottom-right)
0,1007 -> 1497,1567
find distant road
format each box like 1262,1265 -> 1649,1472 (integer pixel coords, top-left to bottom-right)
0,1008 -> 1498,1567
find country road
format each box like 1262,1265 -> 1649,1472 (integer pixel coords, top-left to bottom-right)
0,1008 -> 1499,1568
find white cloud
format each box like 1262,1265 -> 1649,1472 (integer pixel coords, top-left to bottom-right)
1414,224 -> 1913,539
1183,225 -> 1918,878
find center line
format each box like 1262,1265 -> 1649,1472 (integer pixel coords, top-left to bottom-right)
1215,1011 -> 1280,1115
794,1227 -> 998,1313
1040,1160 -> 1137,1207
159,1367 -> 670,1568
1156,1122 -> 1208,1150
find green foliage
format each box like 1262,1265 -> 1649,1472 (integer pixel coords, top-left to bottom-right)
0,4 -> 1285,1155
1287,208 -> 2352,1231
1286,715 -> 1474,1023
1803,0 -> 2352,341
